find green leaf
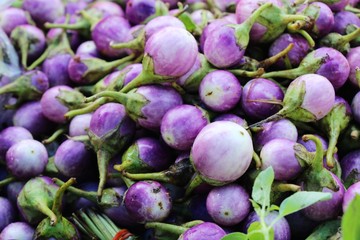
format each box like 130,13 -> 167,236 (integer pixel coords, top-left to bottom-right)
178,13 -> 197,32
252,167 -> 274,208
342,194 -> 360,240
221,232 -> 248,240
279,191 -> 332,217
247,222 -> 264,240
268,205 -> 280,212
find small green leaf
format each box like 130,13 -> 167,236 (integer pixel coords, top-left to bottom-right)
279,191 -> 332,217
247,222 -> 264,240
268,205 -> 280,212
342,194 -> 360,240
221,232 -> 247,240
178,13 -> 197,32
252,167 -> 274,208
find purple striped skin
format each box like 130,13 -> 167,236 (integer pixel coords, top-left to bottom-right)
0,197 -> 15,232
42,53 -> 72,87
126,0 -> 156,25
40,85 -> 74,124
241,78 -> 284,120
6,139 -> 48,179
341,150 -> 360,184
199,70 -> 242,112
347,47 -> 360,87
200,18 -> 235,52
254,119 -> 298,152
351,92 -> 360,124
333,11 -> 360,35
268,33 -> 310,69
0,127 -> 33,161
191,121 -> 253,185
213,114 -> 247,128
22,0 -> 65,26
302,173 -> 345,221
144,16 -> 185,40
90,1 -> 125,18
13,101 -> 55,137
92,16 -> 132,58
0,8 -> 29,36
312,48 -> 350,90
54,139 -> 95,178
69,113 -> 92,137
123,64 -> 143,86
0,222 -> 35,240
243,211 -> 291,240
326,0 -> 350,12
260,139 -> 302,181
145,27 -> 198,77
178,222 -> 226,240
124,181 -> 172,223
206,184 -> 250,226
161,105 -> 209,151
10,25 -> 46,63
136,85 -> 183,131
76,41 -> 100,57
343,181 -> 360,211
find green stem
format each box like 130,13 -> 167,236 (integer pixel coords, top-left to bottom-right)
53,178 -> 97,203
229,68 -> 265,77
18,37 -> 29,69
64,97 -> 110,119
27,47 -> 51,70
301,134 -> 325,172
356,67 -> 360,88
246,113 -> 284,130
99,54 -> 136,74
252,151 -> 262,169
78,210 -> 104,238
282,14 -> 309,24
44,19 -> 90,31
122,171 -> 171,182
183,173 -> 203,199
145,222 -> 188,236
273,183 -> 300,192
181,220 -> 204,228
110,35 -> 144,51
326,126 -> 340,169
86,209 -> 113,239
0,177 -> 16,188
52,178 -> 76,220
97,150 -> 112,201
36,203 -> 57,226
42,127 -> 67,144
0,81 -> 20,95
345,4 -> 360,14
297,29 -> 315,48
341,27 -> 360,46
85,91 -> 127,105
120,175 -> 135,188
259,43 -> 294,69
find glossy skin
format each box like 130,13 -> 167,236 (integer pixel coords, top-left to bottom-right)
199,70 -> 242,112
327,0 -> 350,12
136,85 -> 183,130
90,1 -> 125,18
351,91 -> 360,124
254,119 -> 298,151
268,33 -> 310,68
0,222 -> 35,240
0,126 -> 33,161
42,53 -> 72,87
206,184 -> 250,226
40,85 -> 73,124
302,173 -> 345,221
22,0 -> 65,26
144,15 -> 185,40
0,8 -> 29,35
200,18 -> 235,52
54,139 -> 95,177
346,47 -> 360,87
332,11 -> 360,35
161,105 -> 209,150
342,181 -> 360,211
76,41 -> 100,57
341,150 -> 360,183
178,222 -> 226,240
92,16 -> 132,58
126,0 -> 156,25
243,211 -> 291,240
213,114 -> 247,128
145,27 -> 198,77
13,101 -> 54,137
241,78 -> 284,120
191,121 -> 253,184
260,138 -> 302,181
6,139 -> 48,179
69,113 -> 92,137
124,181 -> 172,223
0,197 -> 15,231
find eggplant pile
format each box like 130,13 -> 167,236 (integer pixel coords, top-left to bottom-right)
1,0 -> 360,239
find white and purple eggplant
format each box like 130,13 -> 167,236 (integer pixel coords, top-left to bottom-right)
0,222 -> 35,240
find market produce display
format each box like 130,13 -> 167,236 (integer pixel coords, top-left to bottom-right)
2,0 -> 360,239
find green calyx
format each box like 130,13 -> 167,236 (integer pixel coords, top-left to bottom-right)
319,27 -> 360,53
114,143 -> 151,173
55,89 -> 86,110
10,27 -> 38,69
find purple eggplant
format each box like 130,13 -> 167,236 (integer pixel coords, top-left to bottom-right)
6,139 -> 48,179
253,119 -> 298,151
241,78 -> 284,121
75,40 -> 100,57
114,137 -> 173,173
203,2 -> 272,68
68,113 -> 92,137
347,46 -> 360,87
88,102 -> 136,198
341,150 -> 360,187
352,91 -> 360,124
263,47 -> 350,90
125,0 -> 157,25
324,0 -> 350,12
54,139 -> 95,178
6,181 -> 25,204
342,181 -> 360,211
243,211 -> 291,240
0,126 -> 33,161
0,197 -> 15,231
0,8 -> 30,36
333,11 -> 360,35
124,180 -> 172,223
206,184 -> 250,226
17,176 -> 59,225
10,25 -> 46,69
64,0 -> 88,15
199,70 -> 242,112
22,0 -> 64,26
178,222 -> 226,240
0,222 -> 35,240
160,104 -> 209,150
119,27 -> 198,93
213,113 -> 248,128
